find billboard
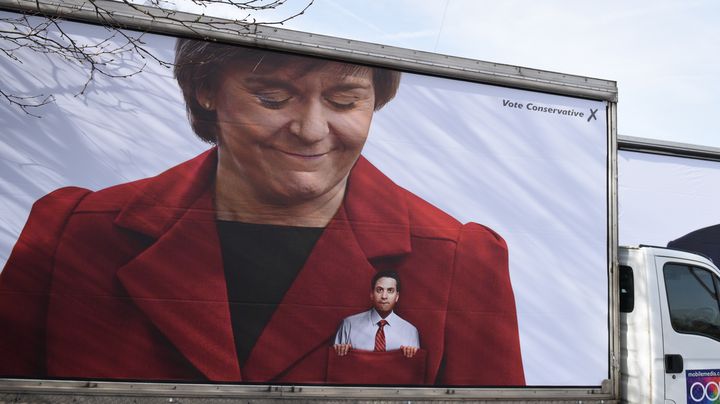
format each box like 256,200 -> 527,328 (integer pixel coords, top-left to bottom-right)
620,149 -> 720,254
0,10 -> 610,387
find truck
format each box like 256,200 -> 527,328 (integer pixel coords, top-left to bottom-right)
0,0 -> 718,403
621,246 -> 720,404
617,137 -> 720,404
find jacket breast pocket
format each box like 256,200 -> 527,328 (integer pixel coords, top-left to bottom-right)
326,347 -> 427,385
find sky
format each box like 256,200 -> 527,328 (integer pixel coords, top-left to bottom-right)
164,0 -> 720,149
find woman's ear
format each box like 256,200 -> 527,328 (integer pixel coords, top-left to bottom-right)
195,85 -> 215,111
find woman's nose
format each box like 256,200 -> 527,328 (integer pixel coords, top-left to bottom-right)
289,100 -> 329,143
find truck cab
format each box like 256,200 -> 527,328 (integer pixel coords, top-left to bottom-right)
620,246 -> 720,403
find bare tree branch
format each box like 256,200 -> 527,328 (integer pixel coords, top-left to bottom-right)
0,88 -> 54,117
0,0 -> 314,115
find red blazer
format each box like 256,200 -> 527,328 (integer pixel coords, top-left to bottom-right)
0,148 -> 524,386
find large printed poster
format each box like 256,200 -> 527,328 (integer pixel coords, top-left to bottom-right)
0,11 -> 609,386
619,150 -> 720,250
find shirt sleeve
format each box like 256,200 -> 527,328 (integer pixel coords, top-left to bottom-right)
410,325 -> 420,347
333,318 -> 351,345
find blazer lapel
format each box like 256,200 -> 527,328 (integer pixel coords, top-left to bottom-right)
115,149 -> 241,381
242,156 -> 413,382
241,205 -> 374,381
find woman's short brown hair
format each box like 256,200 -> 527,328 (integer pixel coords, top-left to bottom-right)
174,38 -> 401,143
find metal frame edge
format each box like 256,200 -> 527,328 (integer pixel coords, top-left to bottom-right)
609,103 -> 621,400
619,135 -> 720,162
0,0 -> 617,102
0,379 -> 616,401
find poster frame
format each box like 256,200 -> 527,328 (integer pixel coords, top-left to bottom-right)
0,0 -> 619,400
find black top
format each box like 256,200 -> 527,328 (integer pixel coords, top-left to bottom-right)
216,220 -> 324,368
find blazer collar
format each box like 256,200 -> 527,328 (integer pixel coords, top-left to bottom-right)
114,148 -> 218,239
115,149 -> 412,259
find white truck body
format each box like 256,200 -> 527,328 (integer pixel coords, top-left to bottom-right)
621,245 -> 720,404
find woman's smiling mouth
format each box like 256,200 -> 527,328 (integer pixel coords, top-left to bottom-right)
277,149 -> 331,159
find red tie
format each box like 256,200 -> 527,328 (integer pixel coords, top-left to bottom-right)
374,319 -> 388,352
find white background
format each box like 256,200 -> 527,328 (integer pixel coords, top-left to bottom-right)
0,12 -> 609,386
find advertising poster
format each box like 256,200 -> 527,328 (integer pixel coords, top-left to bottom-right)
0,11 -> 609,386
619,150 -> 720,254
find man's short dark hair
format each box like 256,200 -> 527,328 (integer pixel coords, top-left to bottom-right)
174,38 -> 401,144
371,270 -> 401,292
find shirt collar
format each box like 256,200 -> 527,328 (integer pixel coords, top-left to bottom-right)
370,308 -> 398,326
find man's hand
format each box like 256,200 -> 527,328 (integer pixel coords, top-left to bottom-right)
400,345 -> 418,358
333,343 -> 352,356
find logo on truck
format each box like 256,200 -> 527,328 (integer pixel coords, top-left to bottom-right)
688,370 -> 720,403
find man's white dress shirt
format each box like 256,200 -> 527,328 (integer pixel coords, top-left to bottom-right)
334,309 -> 419,351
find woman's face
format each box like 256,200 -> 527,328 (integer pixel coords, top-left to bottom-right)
206,61 -> 376,206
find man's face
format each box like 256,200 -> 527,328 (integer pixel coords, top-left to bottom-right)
371,277 -> 399,317
206,61 -> 376,206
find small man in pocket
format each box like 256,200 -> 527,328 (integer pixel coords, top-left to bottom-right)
333,270 -> 419,358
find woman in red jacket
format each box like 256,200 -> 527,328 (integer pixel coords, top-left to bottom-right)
0,39 -> 524,386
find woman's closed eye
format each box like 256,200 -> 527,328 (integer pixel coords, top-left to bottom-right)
325,93 -> 361,110
255,91 -> 292,109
